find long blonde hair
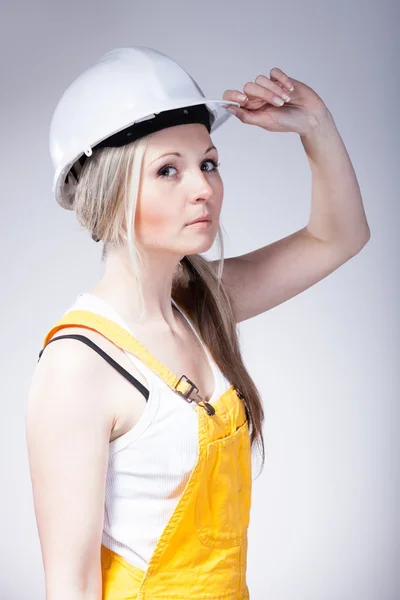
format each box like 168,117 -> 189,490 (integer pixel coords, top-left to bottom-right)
71,134 -> 265,475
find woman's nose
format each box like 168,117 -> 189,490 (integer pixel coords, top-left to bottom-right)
187,170 -> 214,201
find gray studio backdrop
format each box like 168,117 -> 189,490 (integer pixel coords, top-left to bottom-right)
1,1 -> 398,599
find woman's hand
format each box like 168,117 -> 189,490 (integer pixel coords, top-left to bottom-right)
223,68 -> 331,136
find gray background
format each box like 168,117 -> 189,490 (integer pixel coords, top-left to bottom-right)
1,0 -> 398,598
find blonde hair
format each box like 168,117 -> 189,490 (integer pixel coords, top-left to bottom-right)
71,136 -> 266,475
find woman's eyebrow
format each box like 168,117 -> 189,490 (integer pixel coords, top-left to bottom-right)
149,145 -> 217,165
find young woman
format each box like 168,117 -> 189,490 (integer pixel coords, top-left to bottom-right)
26,47 -> 370,599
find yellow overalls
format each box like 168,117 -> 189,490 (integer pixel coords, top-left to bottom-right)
41,307 -> 252,599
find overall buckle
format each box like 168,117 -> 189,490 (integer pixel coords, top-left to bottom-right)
175,374 -> 199,400
175,374 -> 216,416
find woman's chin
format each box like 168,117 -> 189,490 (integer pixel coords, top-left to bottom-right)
184,238 -> 215,255
177,223 -> 218,255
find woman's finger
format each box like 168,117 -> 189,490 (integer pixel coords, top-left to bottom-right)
222,89 -> 248,105
268,68 -> 294,92
243,81 -> 291,106
251,75 -> 288,100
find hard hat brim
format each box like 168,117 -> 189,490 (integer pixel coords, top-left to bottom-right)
53,99 -> 240,210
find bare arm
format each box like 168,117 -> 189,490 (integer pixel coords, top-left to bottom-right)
26,336 -> 116,599
212,110 -> 370,323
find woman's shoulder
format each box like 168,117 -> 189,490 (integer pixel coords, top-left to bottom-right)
38,325 -> 147,390
32,325 -> 149,426
40,326 -> 121,371
27,326 -> 116,448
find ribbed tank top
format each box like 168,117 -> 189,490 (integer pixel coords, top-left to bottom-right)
63,292 -> 232,572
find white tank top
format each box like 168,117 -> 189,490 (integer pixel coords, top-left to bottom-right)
63,292 -> 232,571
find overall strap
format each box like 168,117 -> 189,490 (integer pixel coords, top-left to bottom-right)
41,309 -> 215,416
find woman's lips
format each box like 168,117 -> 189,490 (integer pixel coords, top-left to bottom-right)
186,214 -> 212,225
186,219 -> 212,228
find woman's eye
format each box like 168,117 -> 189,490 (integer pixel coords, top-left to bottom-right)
203,158 -> 220,172
157,159 -> 220,179
158,165 -> 177,178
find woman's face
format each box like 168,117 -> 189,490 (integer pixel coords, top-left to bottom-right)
135,123 -> 223,258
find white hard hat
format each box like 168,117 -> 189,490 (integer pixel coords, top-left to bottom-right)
49,46 -> 240,209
